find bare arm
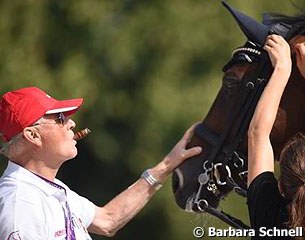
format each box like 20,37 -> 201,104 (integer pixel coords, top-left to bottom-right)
247,35 -> 291,186
88,124 -> 202,236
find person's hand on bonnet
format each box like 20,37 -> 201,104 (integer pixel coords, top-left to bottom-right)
264,34 -> 292,70
295,41 -> 305,78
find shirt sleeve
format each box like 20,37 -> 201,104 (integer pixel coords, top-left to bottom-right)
66,189 -> 96,228
247,171 -> 284,230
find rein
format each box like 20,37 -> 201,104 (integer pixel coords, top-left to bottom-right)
190,44 -> 272,229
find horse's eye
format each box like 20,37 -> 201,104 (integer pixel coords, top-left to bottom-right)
224,76 -> 239,82
223,75 -> 240,85
222,75 -> 241,96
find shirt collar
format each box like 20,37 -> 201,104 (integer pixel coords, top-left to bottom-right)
3,161 -> 66,197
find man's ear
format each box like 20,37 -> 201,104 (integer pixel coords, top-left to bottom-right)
23,127 -> 42,146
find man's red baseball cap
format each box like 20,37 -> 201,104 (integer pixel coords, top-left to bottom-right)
0,87 -> 83,142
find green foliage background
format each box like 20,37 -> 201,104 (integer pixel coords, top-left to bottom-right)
0,0 -> 303,239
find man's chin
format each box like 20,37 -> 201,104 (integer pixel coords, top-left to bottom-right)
64,149 -> 78,161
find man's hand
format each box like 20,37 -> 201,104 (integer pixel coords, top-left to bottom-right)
163,123 -> 202,171
151,123 -> 202,182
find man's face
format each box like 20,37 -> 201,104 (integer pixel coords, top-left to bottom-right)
35,113 -> 78,164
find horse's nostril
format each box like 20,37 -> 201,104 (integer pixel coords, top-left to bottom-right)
172,168 -> 184,193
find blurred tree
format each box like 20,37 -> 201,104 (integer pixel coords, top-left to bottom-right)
0,0 -> 304,239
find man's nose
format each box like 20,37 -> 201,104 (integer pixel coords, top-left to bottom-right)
67,118 -> 76,129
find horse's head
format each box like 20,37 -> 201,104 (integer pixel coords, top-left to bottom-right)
172,2 -> 305,217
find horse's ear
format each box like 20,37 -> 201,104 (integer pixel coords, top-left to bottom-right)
222,1 -> 269,47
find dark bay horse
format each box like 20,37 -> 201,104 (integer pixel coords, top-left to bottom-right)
172,2 -> 305,228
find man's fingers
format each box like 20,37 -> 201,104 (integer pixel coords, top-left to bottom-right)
184,147 -> 202,159
182,122 -> 200,141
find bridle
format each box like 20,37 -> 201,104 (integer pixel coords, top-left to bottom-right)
190,40 -> 272,229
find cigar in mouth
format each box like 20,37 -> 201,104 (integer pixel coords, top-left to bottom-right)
74,128 -> 91,141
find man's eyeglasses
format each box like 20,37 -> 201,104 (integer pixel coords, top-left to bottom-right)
33,112 -> 66,127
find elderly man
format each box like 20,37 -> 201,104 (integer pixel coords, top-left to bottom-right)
0,87 -> 202,240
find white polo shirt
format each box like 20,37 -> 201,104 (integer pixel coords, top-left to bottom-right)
0,161 -> 96,240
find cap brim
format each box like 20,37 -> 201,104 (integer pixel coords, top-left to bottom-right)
46,98 -> 83,115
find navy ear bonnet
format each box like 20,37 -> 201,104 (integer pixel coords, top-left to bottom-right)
221,1 -> 294,72
222,1 -> 292,47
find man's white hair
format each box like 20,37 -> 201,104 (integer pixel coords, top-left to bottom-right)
0,117 -> 43,157
0,133 -> 24,157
